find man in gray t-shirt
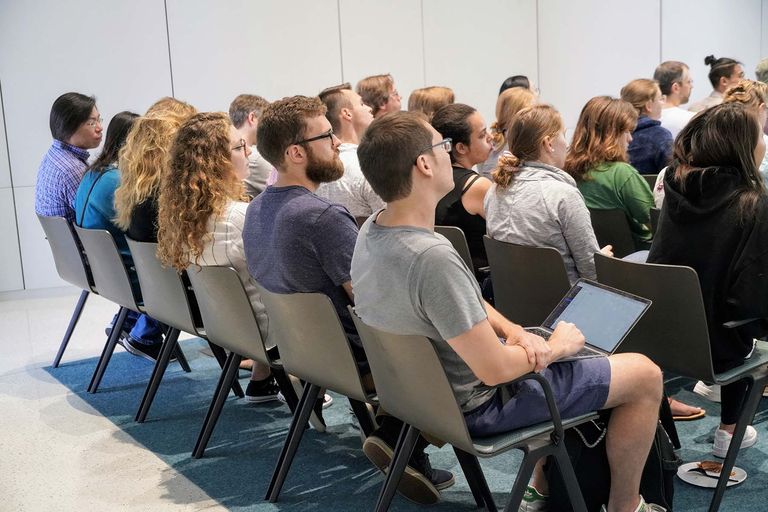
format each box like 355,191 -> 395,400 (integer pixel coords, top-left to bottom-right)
354,112 -> 666,512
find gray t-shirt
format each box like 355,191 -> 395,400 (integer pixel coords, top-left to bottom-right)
351,215 -> 494,412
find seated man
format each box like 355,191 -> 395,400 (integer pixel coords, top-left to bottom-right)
243,96 -> 453,505
353,111 -> 665,512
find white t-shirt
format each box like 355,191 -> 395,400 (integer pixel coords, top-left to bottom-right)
660,106 -> 695,139
315,142 -> 385,217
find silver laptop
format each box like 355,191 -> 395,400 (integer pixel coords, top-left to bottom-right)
524,279 -> 651,362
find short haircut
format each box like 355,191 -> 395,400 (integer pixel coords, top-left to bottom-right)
358,111 -> 433,202
498,75 -> 531,95
319,83 -> 352,133
564,96 -> 638,182
356,74 -> 394,117
620,78 -> 661,115
431,103 -> 476,164
256,95 -> 327,170
704,55 -> 742,88
49,92 -> 97,141
755,58 -> 768,84
653,61 -> 688,96
407,86 -> 455,122
228,94 -> 269,129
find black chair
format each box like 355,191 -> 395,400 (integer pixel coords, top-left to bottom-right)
649,207 -> 661,236
37,215 -> 96,367
588,208 -> 637,258
126,238 -> 243,423
483,236 -> 570,326
435,225 -> 474,271
642,173 -> 658,190
185,266 -> 299,459
594,254 -> 768,512
350,309 -> 596,512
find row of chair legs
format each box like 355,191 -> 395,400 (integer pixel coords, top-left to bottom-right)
52,290 -> 90,368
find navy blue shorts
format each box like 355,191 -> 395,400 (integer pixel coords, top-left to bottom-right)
464,356 -> 611,437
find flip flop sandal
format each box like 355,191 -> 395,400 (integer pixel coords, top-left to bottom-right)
673,408 -> 706,421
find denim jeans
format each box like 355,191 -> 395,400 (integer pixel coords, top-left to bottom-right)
111,310 -> 165,346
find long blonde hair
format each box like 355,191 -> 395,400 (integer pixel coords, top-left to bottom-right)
490,87 -> 536,150
156,112 -> 244,271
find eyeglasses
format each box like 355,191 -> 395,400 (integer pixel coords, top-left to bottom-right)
85,117 -> 103,128
231,138 -> 248,153
293,129 -> 334,146
414,138 -> 452,164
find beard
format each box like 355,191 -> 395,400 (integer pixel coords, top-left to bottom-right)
306,145 -> 344,184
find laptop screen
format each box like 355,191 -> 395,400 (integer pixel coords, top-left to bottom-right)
543,280 -> 650,352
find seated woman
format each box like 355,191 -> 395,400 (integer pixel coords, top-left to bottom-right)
724,79 -> 768,182
155,112 -> 278,403
621,78 -> 673,174
564,96 -> 654,249
407,86 -> 454,122
484,104 -> 611,284
431,103 -> 493,272
477,87 -> 536,176
649,102 -> 768,456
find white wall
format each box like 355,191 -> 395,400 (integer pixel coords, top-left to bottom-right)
0,0 -> 766,291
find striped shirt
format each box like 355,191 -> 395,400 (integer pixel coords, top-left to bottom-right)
35,140 -> 90,222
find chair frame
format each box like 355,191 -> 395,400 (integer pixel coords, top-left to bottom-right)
588,208 -> 637,258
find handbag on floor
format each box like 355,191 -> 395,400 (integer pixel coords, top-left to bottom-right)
546,406 -> 682,511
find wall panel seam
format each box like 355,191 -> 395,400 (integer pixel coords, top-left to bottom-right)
164,0 -> 176,97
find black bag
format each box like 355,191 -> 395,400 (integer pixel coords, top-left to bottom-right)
547,408 -> 682,512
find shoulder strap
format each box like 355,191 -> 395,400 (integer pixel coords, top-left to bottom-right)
460,173 -> 482,196
77,171 -> 107,227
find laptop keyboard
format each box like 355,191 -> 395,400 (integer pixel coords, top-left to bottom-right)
524,327 -> 601,359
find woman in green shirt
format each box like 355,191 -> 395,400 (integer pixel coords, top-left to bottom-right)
564,96 -> 654,249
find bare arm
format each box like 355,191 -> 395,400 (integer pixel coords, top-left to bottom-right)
342,281 -> 354,302
460,175 -> 492,218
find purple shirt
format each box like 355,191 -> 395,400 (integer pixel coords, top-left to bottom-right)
35,140 -> 90,222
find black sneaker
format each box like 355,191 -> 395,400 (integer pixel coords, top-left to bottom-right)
363,432 -> 455,505
123,336 -> 166,362
245,378 -> 281,403
105,326 -> 128,349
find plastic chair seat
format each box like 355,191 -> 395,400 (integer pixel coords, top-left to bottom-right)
712,341 -> 768,385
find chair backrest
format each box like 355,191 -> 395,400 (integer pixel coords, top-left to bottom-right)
642,174 -> 658,190
185,266 -> 271,364
649,207 -> 661,235
257,286 -> 369,402
435,225 -> 474,271
588,208 -> 636,258
350,310 -> 476,454
125,238 -> 201,336
37,214 -> 94,291
483,236 -> 570,326
594,253 -> 715,380
73,226 -> 139,310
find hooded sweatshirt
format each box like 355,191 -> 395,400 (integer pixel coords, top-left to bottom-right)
648,165 -> 768,371
628,116 -> 673,175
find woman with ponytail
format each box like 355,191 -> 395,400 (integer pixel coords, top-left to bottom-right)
477,87 -> 536,176
485,105 -> 611,283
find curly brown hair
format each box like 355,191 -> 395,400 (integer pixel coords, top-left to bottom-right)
563,96 -> 638,182
156,112 -> 244,271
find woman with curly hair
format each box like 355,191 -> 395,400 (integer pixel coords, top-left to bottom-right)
564,96 -> 654,249
477,87 -> 536,176
156,112 -> 278,402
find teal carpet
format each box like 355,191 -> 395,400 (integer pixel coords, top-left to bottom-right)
46,338 -> 768,511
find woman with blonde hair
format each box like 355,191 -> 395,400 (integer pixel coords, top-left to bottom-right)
564,96 -> 654,249
477,87 -> 536,176
407,86 -> 454,122
724,79 -> 768,179
485,105 -> 611,283
156,112 -> 279,402
620,78 -> 673,174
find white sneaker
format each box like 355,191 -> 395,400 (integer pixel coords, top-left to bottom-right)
599,495 -> 666,512
518,485 -> 548,511
712,425 -> 757,458
693,381 -> 721,402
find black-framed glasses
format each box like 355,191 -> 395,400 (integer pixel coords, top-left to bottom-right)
293,129 -> 334,146
231,138 -> 247,153
414,138 -> 452,164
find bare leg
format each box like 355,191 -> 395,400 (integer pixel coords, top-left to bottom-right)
603,353 -> 663,512
250,361 -> 271,381
530,459 -> 549,494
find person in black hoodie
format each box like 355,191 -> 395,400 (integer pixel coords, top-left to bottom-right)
648,102 -> 768,458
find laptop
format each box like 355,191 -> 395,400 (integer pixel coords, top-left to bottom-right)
524,279 -> 651,362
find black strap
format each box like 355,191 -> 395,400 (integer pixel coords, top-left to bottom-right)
76,171 -> 107,227
460,173 -> 483,196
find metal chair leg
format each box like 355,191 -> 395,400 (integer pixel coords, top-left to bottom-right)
503,446 -> 544,512
135,328 -> 181,422
273,368 -> 299,412
266,382 -> 321,502
374,424 -> 420,512
88,306 -> 128,393
349,398 -> 377,437
192,351 -> 241,458
207,342 -> 244,398
53,290 -> 89,368
173,341 -> 191,373
454,447 -> 497,511
549,443 -> 588,512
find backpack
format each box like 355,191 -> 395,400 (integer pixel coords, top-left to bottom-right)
546,405 -> 682,511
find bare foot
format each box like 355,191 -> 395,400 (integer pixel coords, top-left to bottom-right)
669,397 -> 704,419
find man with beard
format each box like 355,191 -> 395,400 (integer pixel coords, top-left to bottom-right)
243,96 -> 455,505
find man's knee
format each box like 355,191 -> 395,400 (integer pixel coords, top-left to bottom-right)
608,352 -> 663,402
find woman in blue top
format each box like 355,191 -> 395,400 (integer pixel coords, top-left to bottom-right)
620,79 -> 673,175
74,111 -> 169,362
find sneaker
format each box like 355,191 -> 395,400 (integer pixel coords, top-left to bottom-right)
104,326 -> 128,349
693,381 -> 721,402
519,485 -> 548,511
123,336 -> 164,362
363,432 -> 454,505
245,378 -> 281,403
600,495 -> 667,512
712,425 -> 757,458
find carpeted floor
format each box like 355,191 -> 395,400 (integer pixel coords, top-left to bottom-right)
45,337 -> 768,511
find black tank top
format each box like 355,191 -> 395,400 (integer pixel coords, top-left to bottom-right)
435,166 -> 487,271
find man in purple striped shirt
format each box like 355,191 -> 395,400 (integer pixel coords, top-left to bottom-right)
35,92 -> 103,222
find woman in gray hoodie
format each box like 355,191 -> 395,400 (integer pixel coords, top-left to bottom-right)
484,104 -> 612,283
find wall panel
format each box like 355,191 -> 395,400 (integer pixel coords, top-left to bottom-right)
14,187 -> 62,290
0,188 -> 23,292
0,86 -> 10,189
